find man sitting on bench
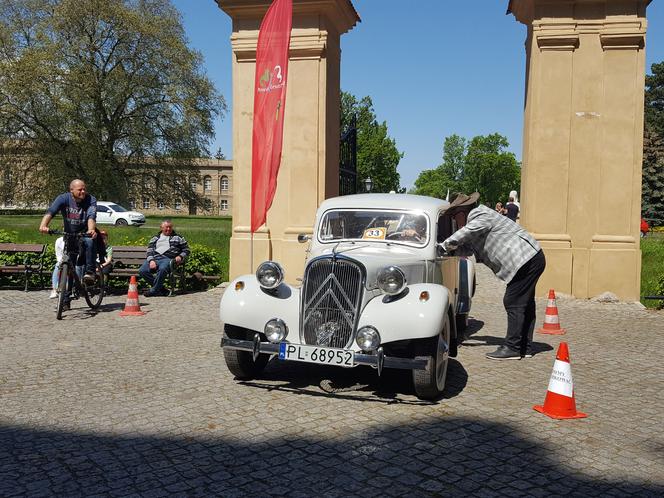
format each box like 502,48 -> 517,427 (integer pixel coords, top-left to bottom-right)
140,220 -> 190,297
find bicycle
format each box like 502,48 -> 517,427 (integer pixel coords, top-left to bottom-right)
48,230 -> 105,320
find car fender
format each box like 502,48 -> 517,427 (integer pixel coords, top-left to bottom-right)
219,275 -> 301,334
358,283 -> 452,344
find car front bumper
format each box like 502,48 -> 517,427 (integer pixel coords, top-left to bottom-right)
221,334 -> 431,375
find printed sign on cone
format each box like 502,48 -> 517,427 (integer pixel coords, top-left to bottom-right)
533,342 -> 587,419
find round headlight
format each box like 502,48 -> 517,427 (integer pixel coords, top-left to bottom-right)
356,326 -> 381,351
376,266 -> 406,296
264,318 -> 288,343
256,261 -> 284,289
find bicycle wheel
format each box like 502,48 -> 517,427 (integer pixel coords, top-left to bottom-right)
83,264 -> 105,309
56,262 -> 69,320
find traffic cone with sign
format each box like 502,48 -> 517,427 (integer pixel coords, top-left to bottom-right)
533,342 -> 587,419
537,289 -> 566,335
119,275 -> 145,316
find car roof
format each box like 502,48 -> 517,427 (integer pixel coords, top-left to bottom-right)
317,193 -> 450,217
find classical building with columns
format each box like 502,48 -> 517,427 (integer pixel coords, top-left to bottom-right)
128,159 -> 234,217
218,0 -> 652,301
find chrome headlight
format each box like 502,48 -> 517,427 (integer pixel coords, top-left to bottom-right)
256,261 -> 284,289
356,326 -> 381,351
376,266 -> 406,296
264,318 -> 288,343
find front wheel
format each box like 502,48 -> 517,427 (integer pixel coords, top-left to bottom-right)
83,265 -> 105,309
56,262 -> 69,320
223,324 -> 270,379
115,218 -> 128,226
412,313 -> 451,400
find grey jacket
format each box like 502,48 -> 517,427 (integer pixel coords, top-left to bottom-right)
146,231 -> 190,262
442,204 -> 541,283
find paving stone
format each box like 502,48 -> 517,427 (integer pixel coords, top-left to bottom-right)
0,266 -> 663,496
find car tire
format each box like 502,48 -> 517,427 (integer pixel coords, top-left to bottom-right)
223,324 -> 270,379
412,312 -> 450,400
115,218 -> 128,226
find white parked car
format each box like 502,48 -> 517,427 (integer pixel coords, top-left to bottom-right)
96,201 -> 146,226
219,193 -> 476,400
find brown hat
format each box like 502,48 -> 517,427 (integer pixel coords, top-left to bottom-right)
447,192 -> 479,213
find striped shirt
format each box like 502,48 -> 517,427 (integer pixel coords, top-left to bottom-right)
442,204 -> 541,283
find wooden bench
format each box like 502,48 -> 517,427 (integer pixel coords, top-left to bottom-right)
110,245 -> 185,295
0,243 -> 47,291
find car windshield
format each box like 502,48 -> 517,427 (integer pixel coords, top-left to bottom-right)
108,203 -> 127,212
319,209 -> 429,245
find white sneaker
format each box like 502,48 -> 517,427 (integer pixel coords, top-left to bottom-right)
48,290 -> 58,299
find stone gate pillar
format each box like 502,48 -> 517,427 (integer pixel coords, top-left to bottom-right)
509,0 -> 652,300
216,0 -> 359,283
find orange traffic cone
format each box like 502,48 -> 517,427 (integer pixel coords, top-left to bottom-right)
119,275 -> 146,316
537,289 -> 566,335
533,342 -> 587,419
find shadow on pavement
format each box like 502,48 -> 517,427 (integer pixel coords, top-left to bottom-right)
1,418 -> 662,496
235,354 -> 468,404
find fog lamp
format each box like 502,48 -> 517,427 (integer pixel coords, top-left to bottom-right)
356,326 -> 381,351
256,261 -> 284,289
264,318 -> 288,343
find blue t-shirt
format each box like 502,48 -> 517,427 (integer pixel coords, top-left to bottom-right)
47,193 -> 97,233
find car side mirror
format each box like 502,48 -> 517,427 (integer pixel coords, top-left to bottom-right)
297,234 -> 311,243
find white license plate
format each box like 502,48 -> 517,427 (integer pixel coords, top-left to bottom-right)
279,343 -> 354,367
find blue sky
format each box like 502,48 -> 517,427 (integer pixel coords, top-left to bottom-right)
173,0 -> 664,190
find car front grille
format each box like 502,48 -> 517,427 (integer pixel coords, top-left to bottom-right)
301,257 -> 364,348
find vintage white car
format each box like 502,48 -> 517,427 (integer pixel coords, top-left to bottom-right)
219,193 -> 476,400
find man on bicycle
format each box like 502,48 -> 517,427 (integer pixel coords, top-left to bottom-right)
39,179 -> 98,285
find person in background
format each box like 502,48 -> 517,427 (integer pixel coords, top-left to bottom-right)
509,190 -> 521,220
495,202 -> 505,215
96,230 -> 113,276
139,220 -> 190,297
504,197 -> 519,222
49,236 -> 65,299
441,192 -> 546,360
640,218 -> 650,238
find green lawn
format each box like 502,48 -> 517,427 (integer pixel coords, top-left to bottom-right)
641,233 -> 664,309
0,214 -> 232,252
2,215 -> 664,306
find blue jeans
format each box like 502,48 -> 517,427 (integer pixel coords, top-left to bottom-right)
139,255 -> 173,293
78,236 -> 96,275
51,262 -> 60,290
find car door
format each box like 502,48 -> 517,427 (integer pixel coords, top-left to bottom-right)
96,205 -> 111,224
435,211 -> 460,310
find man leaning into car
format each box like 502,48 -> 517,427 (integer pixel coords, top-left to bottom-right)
441,192 -> 546,360
140,220 -> 190,297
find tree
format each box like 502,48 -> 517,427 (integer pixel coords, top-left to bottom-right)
643,62 -> 664,225
0,0 -> 225,205
411,133 -> 520,206
341,91 -> 403,193
412,168 -> 452,198
462,133 -> 521,205
642,126 -> 664,225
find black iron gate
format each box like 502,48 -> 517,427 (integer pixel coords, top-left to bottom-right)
339,114 -> 357,196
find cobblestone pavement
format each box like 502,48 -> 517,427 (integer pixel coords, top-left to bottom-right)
1,266 -> 664,497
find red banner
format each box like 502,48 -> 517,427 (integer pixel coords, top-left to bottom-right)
251,0 -> 292,233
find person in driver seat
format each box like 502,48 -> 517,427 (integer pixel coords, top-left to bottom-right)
401,217 -> 426,241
